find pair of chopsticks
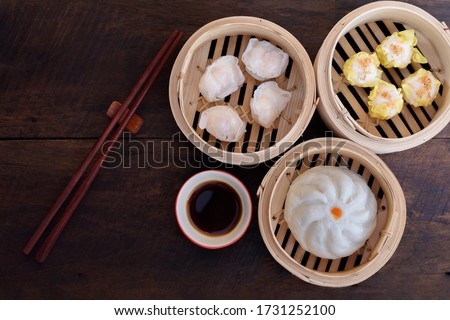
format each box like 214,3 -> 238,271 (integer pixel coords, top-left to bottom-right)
23,30 -> 184,263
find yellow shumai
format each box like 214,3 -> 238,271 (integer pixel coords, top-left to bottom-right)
376,29 -> 427,68
401,68 -> 441,107
343,52 -> 383,87
368,80 -> 404,120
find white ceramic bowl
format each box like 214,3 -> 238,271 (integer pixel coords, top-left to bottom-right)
175,170 -> 252,249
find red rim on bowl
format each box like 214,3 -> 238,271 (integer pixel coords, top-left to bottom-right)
175,170 -> 252,249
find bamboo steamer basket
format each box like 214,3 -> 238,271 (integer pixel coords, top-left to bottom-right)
257,137 -> 406,287
169,17 -> 316,165
315,1 -> 450,154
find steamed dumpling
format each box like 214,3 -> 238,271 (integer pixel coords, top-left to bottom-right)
368,80 -> 404,120
401,68 -> 441,108
198,55 -> 245,102
242,38 -> 289,81
284,166 -> 377,260
343,52 -> 382,87
250,81 -> 291,128
375,29 -> 427,68
198,105 -> 246,142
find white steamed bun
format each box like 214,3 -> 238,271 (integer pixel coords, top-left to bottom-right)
284,166 -> 377,260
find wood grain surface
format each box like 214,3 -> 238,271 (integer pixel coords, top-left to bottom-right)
0,0 -> 449,299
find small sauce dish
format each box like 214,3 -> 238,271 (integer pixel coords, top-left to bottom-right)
175,170 -> 252,249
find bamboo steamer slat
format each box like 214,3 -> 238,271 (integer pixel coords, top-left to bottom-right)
315,1 -> 450,154
169,17 -> 316,165
257,137 -> 406,287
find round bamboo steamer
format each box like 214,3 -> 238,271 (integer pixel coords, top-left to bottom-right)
257,137 -> 406,287
169,17 -> 316,165
315,1 -> 450,154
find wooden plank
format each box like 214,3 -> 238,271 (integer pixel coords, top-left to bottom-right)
0,0 -> 449,300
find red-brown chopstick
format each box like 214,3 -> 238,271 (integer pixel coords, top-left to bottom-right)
23,30 -> 183,262
34,30 -> 184,263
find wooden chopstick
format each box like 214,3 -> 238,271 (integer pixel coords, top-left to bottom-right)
23,30 -> 183,262
34,30 -> 184,263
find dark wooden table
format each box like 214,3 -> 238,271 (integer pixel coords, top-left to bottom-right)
1,0 -> 449,300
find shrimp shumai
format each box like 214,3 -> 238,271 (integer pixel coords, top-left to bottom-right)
375,29 -> 427,68
198,55 -> 245,102
368,80 -> 404,120
343,52 -> 383,87
401,68 -> 441,108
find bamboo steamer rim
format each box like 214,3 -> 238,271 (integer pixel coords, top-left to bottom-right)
169,16 -> 316,165
257,137 -> 407,287
315,1 -> 450,154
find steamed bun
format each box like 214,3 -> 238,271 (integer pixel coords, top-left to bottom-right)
284,166 -> 377,260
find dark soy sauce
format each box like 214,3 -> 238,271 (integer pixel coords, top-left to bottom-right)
188,181 -> 242,236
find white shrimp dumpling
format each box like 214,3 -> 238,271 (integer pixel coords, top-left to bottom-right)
242,38 -> 289,81
284,166 -> 377,260
198,105 -> 246,142
198,55 -> 245,102
250,81 -> 291,128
